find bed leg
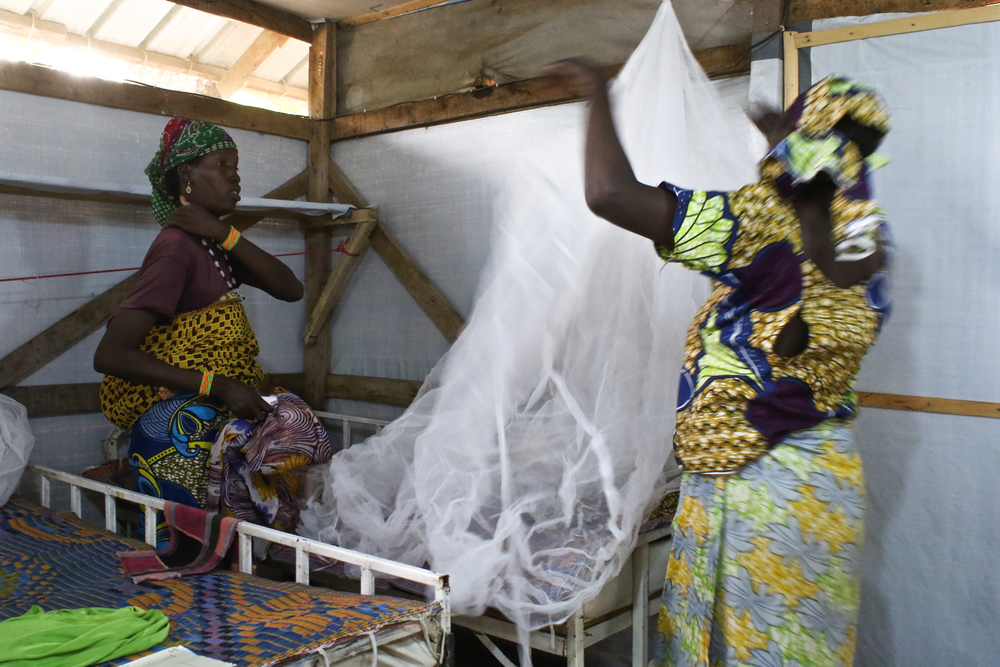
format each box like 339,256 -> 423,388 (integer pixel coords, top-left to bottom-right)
442,632 -> 455,667
566,610 -> 585,667
632,542 -> 650,667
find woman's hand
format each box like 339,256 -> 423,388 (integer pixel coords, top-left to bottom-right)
791,174 -> 883,287
211,375 -> 275,422
545,59 -> 607,98
545,58 -> 676,246
165,201 -> 229,244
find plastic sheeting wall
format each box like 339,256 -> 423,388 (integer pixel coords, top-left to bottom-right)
807,16 -> 1000,667
327,75 -> 753,423
0,89 -> 308,478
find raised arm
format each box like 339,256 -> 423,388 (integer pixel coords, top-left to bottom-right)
168,203 -> 304,302
548,60 -> 677,249
94,308 -> 274,422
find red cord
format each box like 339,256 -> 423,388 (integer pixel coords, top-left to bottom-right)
0,245 -> 360,284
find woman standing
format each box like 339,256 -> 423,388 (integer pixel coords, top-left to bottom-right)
95,118 -> 303,542
549,62 -> 890,667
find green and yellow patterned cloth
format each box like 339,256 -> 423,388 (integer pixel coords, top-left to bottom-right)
652,76 -> 891,667
145,117 -> 237,226
653,75 -> 892,473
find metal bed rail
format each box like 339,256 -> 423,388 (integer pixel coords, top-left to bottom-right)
24,463 -> 451,636
313,410 -> 390,450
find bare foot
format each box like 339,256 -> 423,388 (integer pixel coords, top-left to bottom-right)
157,387 -> 178,401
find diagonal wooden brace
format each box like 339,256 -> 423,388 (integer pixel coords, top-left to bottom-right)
324,158 -> 465,343
368,222 -> 464,343
302,219 -> 378,345
0,275 -> 138,390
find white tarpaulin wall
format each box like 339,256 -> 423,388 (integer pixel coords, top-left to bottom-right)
804,15 -> 1000,667
326,76 -> 758,426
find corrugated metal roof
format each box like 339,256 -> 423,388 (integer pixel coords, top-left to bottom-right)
0,0 -> 318,111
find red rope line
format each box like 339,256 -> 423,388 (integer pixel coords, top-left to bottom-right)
0,243 -> 359,284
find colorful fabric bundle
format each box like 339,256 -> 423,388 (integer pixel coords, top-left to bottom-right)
127,393 -> 227,520
0,605 -> 169,667
145,117 -> 237,226
118,501 -> 240,583
207,393 -> 331,532
100,292 -> 263,431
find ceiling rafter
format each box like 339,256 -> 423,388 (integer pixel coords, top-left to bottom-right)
217,29 -> 289,98
85,0 -> 127,40
166,0 -> 313,43
139,3 -> 183,50
0,8 -> 307,102
191,18 -> 241,63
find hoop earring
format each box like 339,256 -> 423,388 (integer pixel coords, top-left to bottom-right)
185,182 -> 192,195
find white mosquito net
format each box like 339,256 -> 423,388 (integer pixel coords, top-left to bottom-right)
299,0 -> 762,642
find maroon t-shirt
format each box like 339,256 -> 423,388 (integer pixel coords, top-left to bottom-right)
121,227 -> 240,322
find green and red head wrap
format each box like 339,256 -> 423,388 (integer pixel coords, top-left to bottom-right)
145,117 -> 237,226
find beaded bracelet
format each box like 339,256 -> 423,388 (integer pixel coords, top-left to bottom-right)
222,226 -> 242,251
199,371 -> 215,396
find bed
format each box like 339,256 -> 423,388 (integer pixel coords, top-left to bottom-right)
308,412 -> 678,667
1,464 -> 451,667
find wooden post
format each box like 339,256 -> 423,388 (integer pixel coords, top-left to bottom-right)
303,20 -> 335,410
782,30 -> 799,109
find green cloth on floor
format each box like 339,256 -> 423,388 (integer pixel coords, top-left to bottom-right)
0,605 -> 169,667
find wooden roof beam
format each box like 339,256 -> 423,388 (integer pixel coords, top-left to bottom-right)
339,0 -> 455,28
0,10 -> 308,104
168,0 -> 314,43
0,60 -> 311,140
787,0 -> 995,22
328,43 -> 750,141
218,30 -> 290,99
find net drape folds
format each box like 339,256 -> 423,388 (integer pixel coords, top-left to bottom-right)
299,0 -> 761,639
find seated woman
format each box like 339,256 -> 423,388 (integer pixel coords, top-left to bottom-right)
94,118 -> 304,543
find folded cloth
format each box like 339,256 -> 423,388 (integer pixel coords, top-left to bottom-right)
118,502 -> 239,583
207,393 -> 331,532
0,605 -> 169,667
